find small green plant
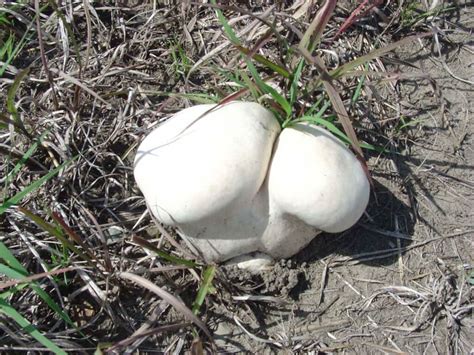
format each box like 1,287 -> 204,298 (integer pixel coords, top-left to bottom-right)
0,242 -> 70,355
192,265 -> 216,315
0,6 -> 36,77
170,41 -> 192,78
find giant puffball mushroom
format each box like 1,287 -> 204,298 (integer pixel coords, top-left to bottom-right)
134,101 -> 370,269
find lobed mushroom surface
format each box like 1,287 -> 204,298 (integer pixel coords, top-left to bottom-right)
134,102 -> 370,268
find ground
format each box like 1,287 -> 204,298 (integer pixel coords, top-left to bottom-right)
0,1 -> 472,354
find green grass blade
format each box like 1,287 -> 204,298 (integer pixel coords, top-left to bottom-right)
172,93 -> 218,104
330,33 -> 431,79
313,99 -> 331,118
261,83 -> 292,118
6,68 -> 30,136
212,0 -> 240,45
19,207 -> 65,241
0,266 -> 75,291
0,34 -> 14,60
132,235 -> 197,268
212,0 -> 292,119
19,207 -> 97,269
0,263 -> 76,330
240,71 -> 259,100
0,284 -> 25,300
303,96 -> 326,117
299,115 -> 348,140
351,65 -> 367,105
140,91 -> 219,104
0,240 -> 78,331
0,2 -> 50,76
298,115 -> 385,152
289,59 -> 305,106
0,157 -> 75,215
236,45 -> 290,79
192,265 -> 216,315
3,131 -> 49,192
0,241 -> 27,274
0,298 -> 66,354
247,61 -> 291,118
0,12 -> 11,25
0,30 -> 28,77
308,54 -> 365,161
217,67 -> 246,87
396,117 -> 427,131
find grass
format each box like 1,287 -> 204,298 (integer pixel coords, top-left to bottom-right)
0,0 -> 472,353
204,0 -> 431,160
0,3 -> 37,78
0,128 -> 76,353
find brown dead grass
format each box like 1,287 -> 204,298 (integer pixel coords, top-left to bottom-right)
0,1 -> 472,353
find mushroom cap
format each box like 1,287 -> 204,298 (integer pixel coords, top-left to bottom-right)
134,102 -> 281,226
267,122 -> 370,233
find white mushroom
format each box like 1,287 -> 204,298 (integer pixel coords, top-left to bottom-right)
134,102 -> 281,261
134,101 -> 370,267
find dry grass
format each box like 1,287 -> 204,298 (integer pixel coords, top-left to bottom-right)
0,1 -> 473,353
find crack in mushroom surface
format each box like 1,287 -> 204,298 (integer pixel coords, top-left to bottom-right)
134,102 -> 370,270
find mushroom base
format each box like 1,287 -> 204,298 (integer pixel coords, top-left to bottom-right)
176,194 -> 321,264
